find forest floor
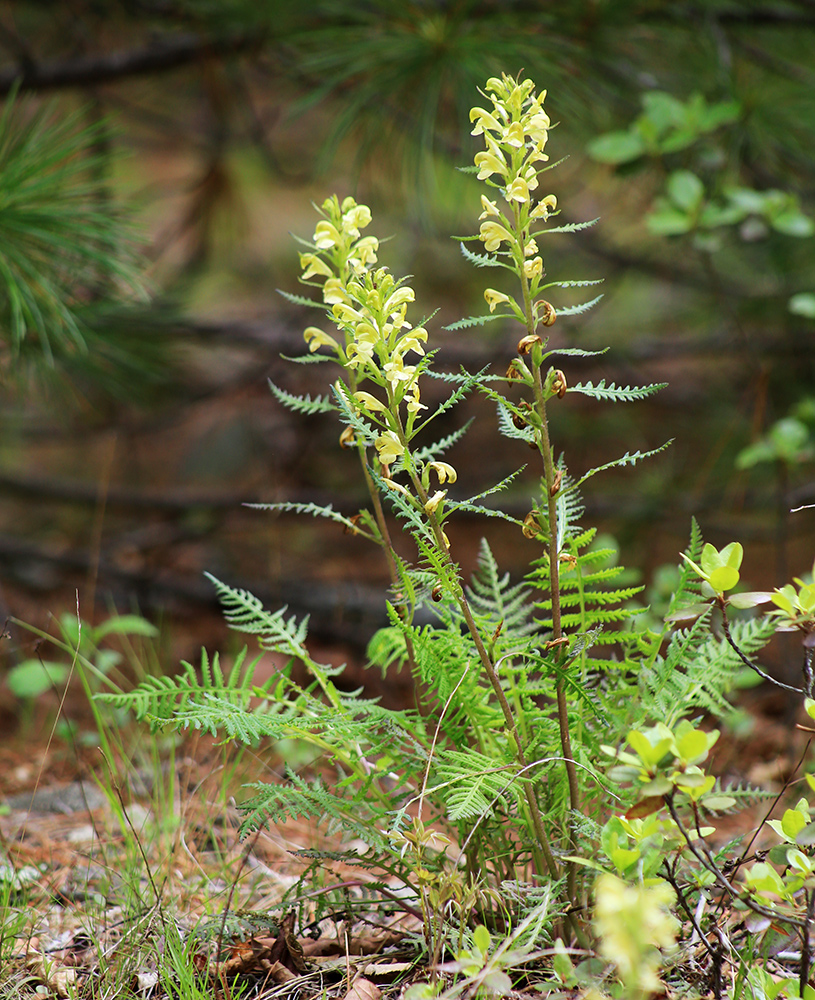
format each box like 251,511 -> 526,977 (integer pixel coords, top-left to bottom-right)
0,676 -> 811,1000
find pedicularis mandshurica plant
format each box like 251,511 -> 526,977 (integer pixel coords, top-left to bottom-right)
107,75 -> 815,995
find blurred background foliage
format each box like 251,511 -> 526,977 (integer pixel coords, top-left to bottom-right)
0,0 -> 813,682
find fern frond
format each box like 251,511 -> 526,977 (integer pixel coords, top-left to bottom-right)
96,647 -> 263,727
267,379 -> 335,414
568,379 -> 667,402
205,573 -> 309,659
432,749 -> 523,821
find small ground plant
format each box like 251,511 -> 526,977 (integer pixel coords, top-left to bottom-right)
102,74 -> 815,997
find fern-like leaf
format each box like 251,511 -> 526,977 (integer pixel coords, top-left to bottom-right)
538,217 -> 600,235
267,379 -> 335,414
568,379 -> 667,402
556,295 -> 604,317
458,241 -> 508,268
444,313 -> 512,331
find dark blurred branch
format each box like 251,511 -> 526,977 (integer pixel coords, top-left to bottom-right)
0,32 -> 258,95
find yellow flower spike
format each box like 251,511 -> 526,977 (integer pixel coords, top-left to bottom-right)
474,149 -> 507,181
375,431 -> 405,465
484,288 -> 511,312
322,277 -> 350,305
425,491 -> 447,515
506,176 -> 531,203
353,391 -> 386,412
523,256 -> 543,280
428,461 -> 457,484
303,326 -> 339,353
299,253 -> 333,280
479,195 -> 501,219
314,220 -> 342,249
479,220 -> 515,252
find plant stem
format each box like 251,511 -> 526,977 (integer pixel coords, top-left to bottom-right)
401,454 -> 560,881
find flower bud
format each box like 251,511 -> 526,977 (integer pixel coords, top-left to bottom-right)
339,426 -> 355,449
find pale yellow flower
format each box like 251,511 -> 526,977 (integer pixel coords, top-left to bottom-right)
479,195 -> 501,220
353,391 -> 386,412
314,220 -> 342,250
299,253 -> 333,280
383,356 -> 417,387
479,220 -> 515,252
523,256 -> 543,280
375,431 -> 405,465
342,203 -> 372,236
352,236 -> 379,266
428,461 -> 457,484
530,194 -> 558,221
469,107 -> 503,135
506,176 -> 530,203
484,288 -> 511,312
322,277 -> 350,305
346,340 -> 376,367
474,149 -> 506,181
303,327 -> 339,353
424,491 -> 447,515
502,121 -> 525,148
